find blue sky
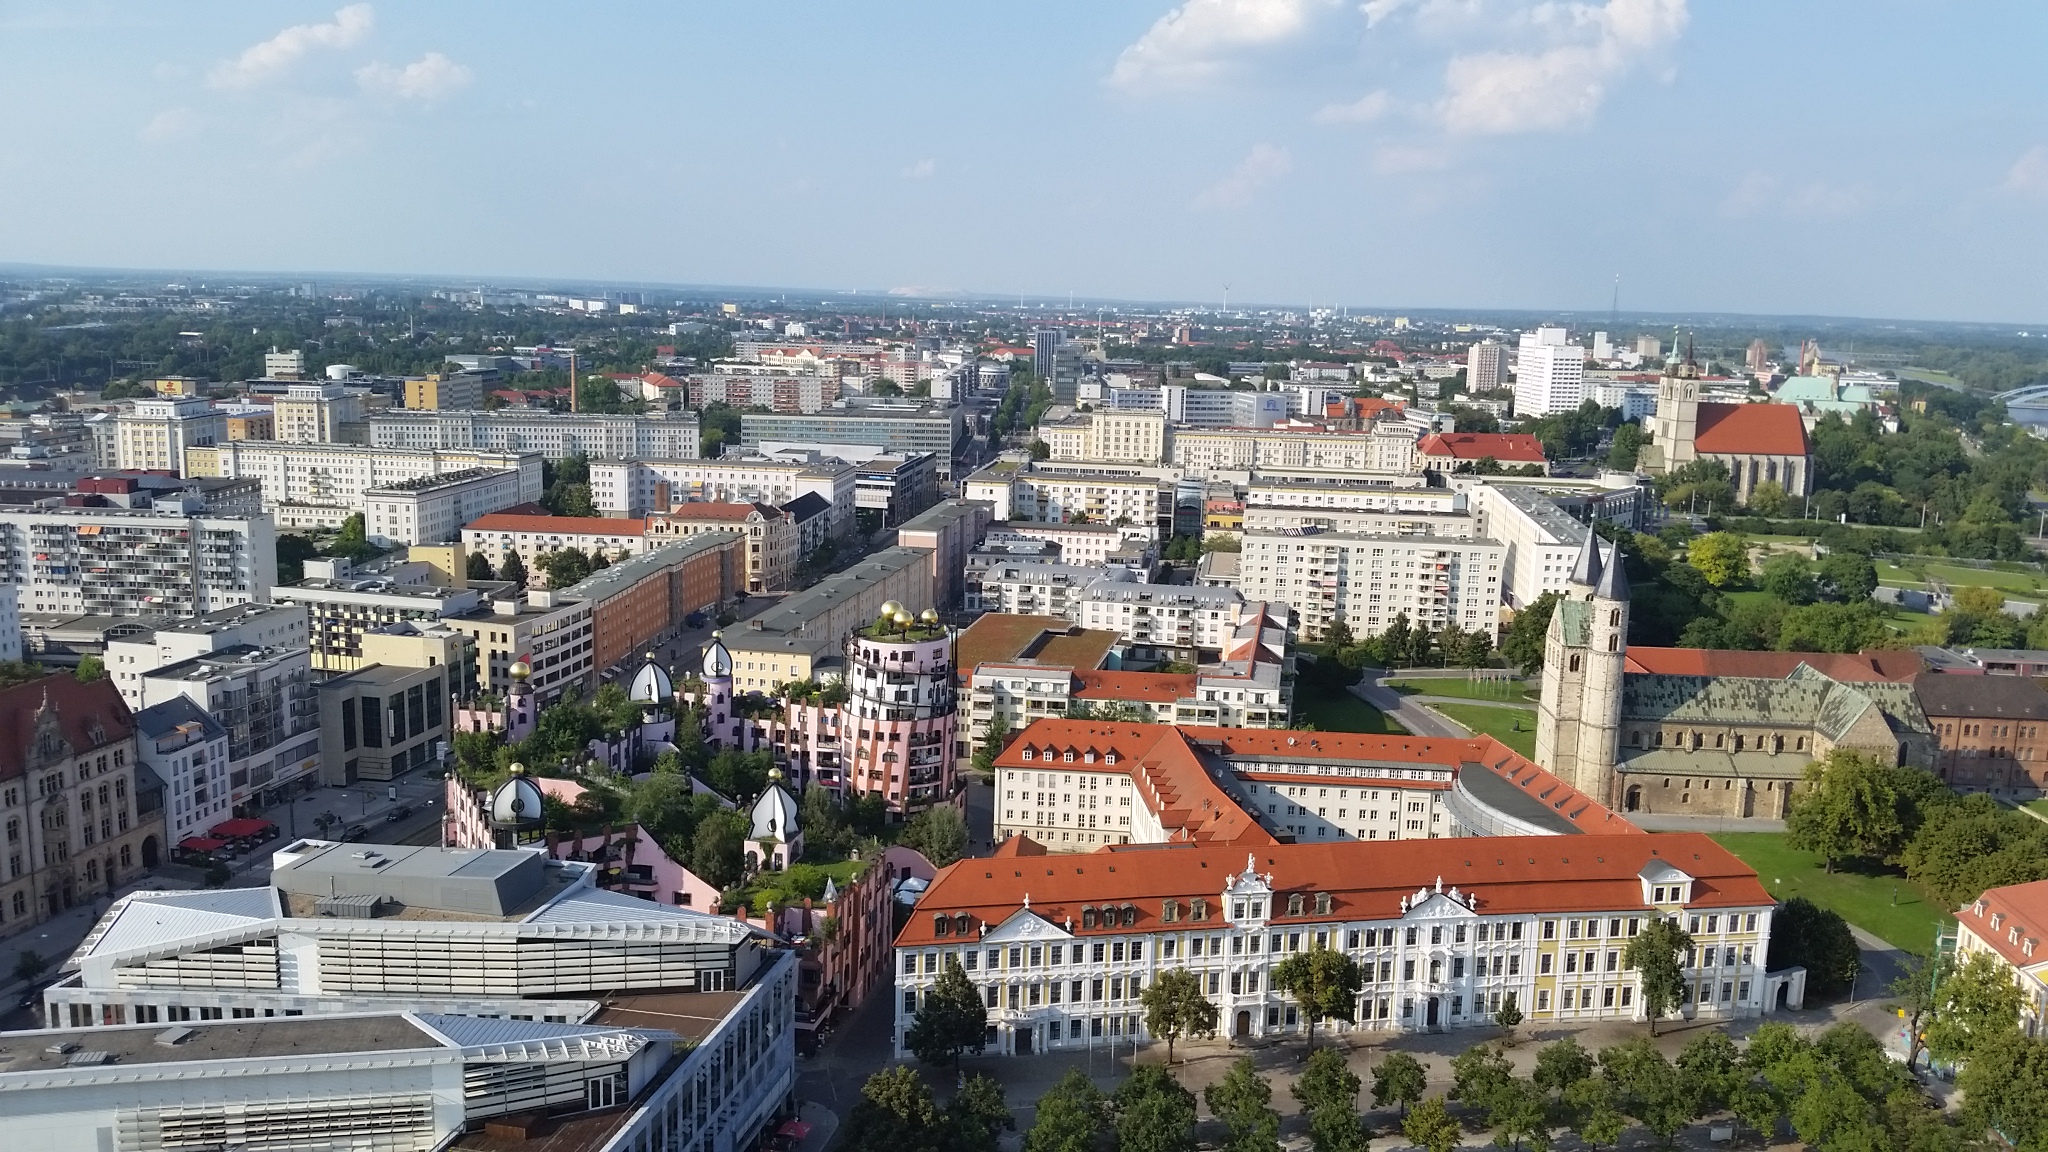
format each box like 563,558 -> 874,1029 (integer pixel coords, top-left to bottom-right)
3,1 -> 2047,321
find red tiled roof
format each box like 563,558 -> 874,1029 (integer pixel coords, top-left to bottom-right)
1624,647 -> 1921,681
1073,670 -> 1194,704
1418,432 -> 1547,464
894,833 -> 1766,948
991,835 -> 1048,858
658,502 -> 780,522
1000,721 -> 1276,849
1961,879 -> 2048,971
1693,402 -> 1809,457
464,512 -> 649,536
0,675 -> 134,782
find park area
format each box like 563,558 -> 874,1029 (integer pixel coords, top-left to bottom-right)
1708,832 -> 1952,954
1426,703 -> 1539,758
1383,676 -> 1537,703
1293,674 -> 1407,735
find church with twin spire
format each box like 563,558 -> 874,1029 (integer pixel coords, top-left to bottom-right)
1534,531 -> 1935,820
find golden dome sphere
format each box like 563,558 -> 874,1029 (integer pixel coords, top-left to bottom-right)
510,762 -> 526,776
919,608 -> 940,625
893,610 -> 913,628
879,600 -> 904,619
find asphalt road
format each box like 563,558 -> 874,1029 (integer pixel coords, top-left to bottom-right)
1352,672 -> 1470,738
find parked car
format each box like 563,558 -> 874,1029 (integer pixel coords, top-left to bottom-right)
685,611 -> 708,629
340,824 -> 370,842
384,804 -> 413,823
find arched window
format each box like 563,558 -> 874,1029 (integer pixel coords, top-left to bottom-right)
933,913 -> 950,937
1608,634 -> 1619,652
1082,907 -> 1098,929
1609,609 -> 1620,627
1568,654 -> 1581,673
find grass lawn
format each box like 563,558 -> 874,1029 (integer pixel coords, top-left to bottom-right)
1708,832 -> 1952,955
1884,609 -> 1939,634
1879,559 -> 2047,599
1428,702 -> 1539,758
1723,590 -> 1777,609
2025,797 -> 2048,820
1385,676 -> 1536,703
1294,677 -> 1407,735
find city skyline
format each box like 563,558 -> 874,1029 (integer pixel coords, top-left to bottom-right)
5,2 -> 2048,323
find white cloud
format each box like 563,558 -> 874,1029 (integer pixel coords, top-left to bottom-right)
1359,0 -> 1415,27
1110,0 -> 1324,92
901,158 -> 938,180
356,52 -> 473,100
1436,0 -> 1686,135
1194,143 -> 1293,209
2001,147 -> 2048,197
139,107 -> 198,144
1313,90 -> 1392,124
208,4 -> 373,90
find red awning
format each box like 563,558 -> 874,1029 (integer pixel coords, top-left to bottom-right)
777,1121 -> 813,1140
178,837 -> 226,852
209,818 -> 275,838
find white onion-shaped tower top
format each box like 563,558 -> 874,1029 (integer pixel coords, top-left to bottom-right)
702,631 -> 735,679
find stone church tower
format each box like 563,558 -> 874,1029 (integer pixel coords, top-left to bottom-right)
1533,530 -> 1630,807
1644,332 -> 1700,473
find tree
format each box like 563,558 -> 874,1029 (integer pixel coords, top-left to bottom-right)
1269,946 -> 1364,1046
1026,1069 -> 1107,1152
1767,897 -> 1860,997
1372,1051 -> 1427,1117
1294,1046 -> 1362,1114
73,656 -> 105,683
1674,1031 -> 1744,1116
1205,1058 -> 1281,1152
1888,950 -> 1947,1074
1685,532 -> 1749,587
1493,995 -> 1524,1043
466,551 -> 495,581
949,1075 -> 1016,1152
1533,1038 -> 1592,1098
1401,1096 -> 1461,1152
1562,1077 -> 1627,1151
1924,950 -> 2026,1065
899,805 -> 968,867
905,956 -> 989,1070
1029,439 -> 1051,460
499,549 -> 528,589
276,532 -> 319,582
1306,1100 -> 1369,1152
1489,1079 -> 1551,1152
842,1067 -> 945,1152
1758,553 -> 1818,605
1140,967 -> 1218,1064
1498,592 -> 1561,676
1746,479 -> 1793,518
1450,1044 -> 1517,1124
1817,552 -> 1878,602
541,548 -> 594,588
1323,619 -> 1356,652
1114,1065 -> 1197,1152
1954,1030 -> 2048,1152
1622,918 -> 1693,1036
1599,1039 -> 1692,1147
13,949 -> 47,986
1953,584 -> 2007,616
971,716 -> 1009,777
689,809 -> 747,888
1786,748 -> 1906,872
1606,422 -> 1643,471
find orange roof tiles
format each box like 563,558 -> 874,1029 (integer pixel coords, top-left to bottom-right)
895,833 -> 1767,948
1961,878 -> 2048,972
1000,721 -> 1275,848
465,512 -> 649,536
1417,432 -> 1547,464
1624,647 -> 1921,681
991,835 -> 1048,858
659,502 -> 780,522
955,615 -> 1119,684
1073,670 -> 1194,704
1693,402 -> 1809,457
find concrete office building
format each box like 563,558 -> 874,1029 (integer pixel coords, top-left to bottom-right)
138,644 -> 319,808
1468,482 -> 1599,611
461,512 -> 652,576
367,409 -> 704,460
269,382 -> 364,443
443,589 -> 594,706
104,603 -> 310,710
402,372 -> 486,410
963,462 -> 1175,534
740,402 -> 965,479
895,500 -> 995,610
1036,410 -> 1170,464
1172,426 -> 1420,478
273,569 -> 486,673
0,506 -> 275,620
1513,328 -> 1586,417
115,397 -> 224,472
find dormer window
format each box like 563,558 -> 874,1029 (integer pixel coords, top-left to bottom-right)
953,914 -> 972,935
1287,893 -> 1304,917
1082,907 -> 1098,929
1191,898 -> 1208,922
933,913 -> 950,937
1084,750 -> 1096,764
1993,913 -> 2005,932
1975,900 -> 1988,916
1022,748 -> 1035,761
2011,927 -> 2022,945
1106,752 -> 1118,765
1315,892 -> 1332,916
1063,749 -> 1075,762
1653,886 -> 1665,903
1121,904 -> 1138,927
1233,901 -> 1246,920
1162,899 -> 1180,923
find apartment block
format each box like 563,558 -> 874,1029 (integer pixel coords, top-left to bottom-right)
1236,530 -> 1506,643
1036,410 -> 1169,464
104,603 -> 310,709
558,532 -> 740,674
647,504 -> 793,593
895,500 -> 994,610
590,456 -> 855,536
186,440 -> 543,530
442,589 -> 594,706
1467,482 -> 1596,611
135,694 -> 233,845
963,463 -> 1174,534
401,372 -> 485,410
269,383 -> 363,443
1070,581 -> 1271,665
0,506 -> 275,619
362,467 -> 534,547
137,645 -> 320,806
1171,425 -> 1420,478
367,409 -> 703,460
460,512 -> 651,576
272,575 -> 485,673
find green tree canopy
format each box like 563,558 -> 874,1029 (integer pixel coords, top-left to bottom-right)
1113,1065 -> 1197,1152
1401,1096 -> 1461,1152
1203,1058 -> 1280,1152
1685,531 -> 1749,587
1621,918 -> 1694,1036
1025,1069 -> 1107,1152
899,805 -> 969,868
1766,897 -> 1860,997
904,957 -> 989,1070
1270,946 -> 1364,1046
1139,967 -> 1217,1064
1787,748 -> 1908,872
1371,1051 -> 1427,1116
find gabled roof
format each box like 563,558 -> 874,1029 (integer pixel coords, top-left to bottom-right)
1913,671 -> 2048,719
894,833 -> 1765,949
1073,669 -> 1194,704
464,512 -> 649,536
0,674 -> 133,782
1624,647 -> 1921,681
1693,402 -> 1809,457
1418,432 -> 1547,463
1961,878 -> 2048,973
782,492 -> 831,522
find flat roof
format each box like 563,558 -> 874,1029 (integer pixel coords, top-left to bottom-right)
0,1015 -> 435,1072
592,988 -> 747,1045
